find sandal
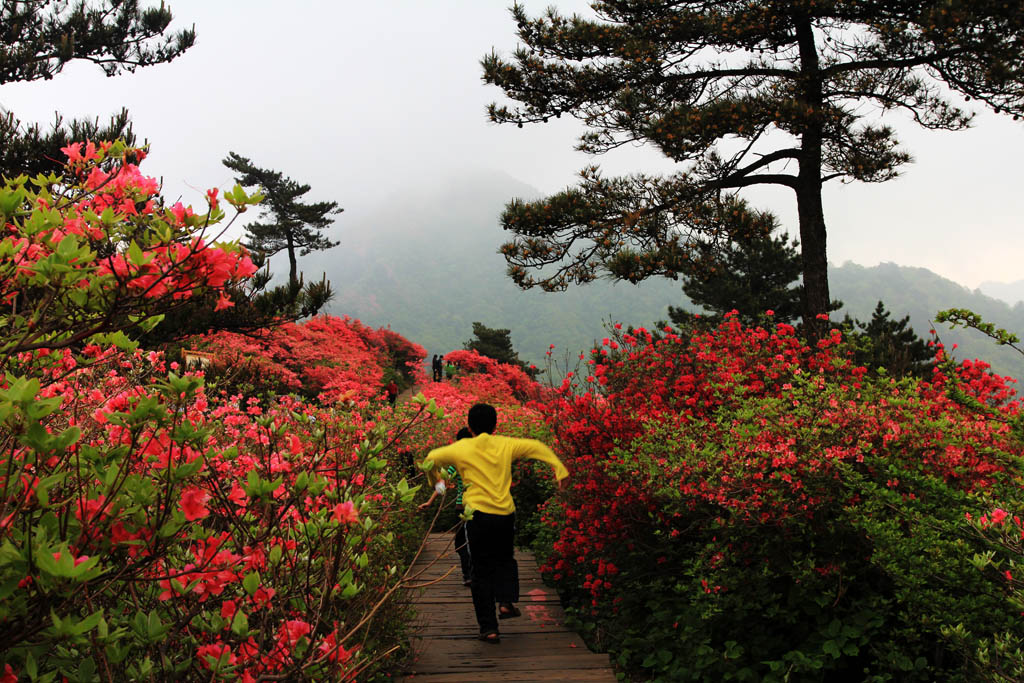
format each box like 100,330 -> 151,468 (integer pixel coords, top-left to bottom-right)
498,603 -> 521,620
477,630 -> 500,644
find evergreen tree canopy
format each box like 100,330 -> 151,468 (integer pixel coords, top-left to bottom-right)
223,152 -> 343,287
845,301 -> 935,379
465,322 -> 524,368
483,0 -> 1024,336
0,108 -> 136,179
0,1 -> 193,178
140,265 -> 334,347
0,0 -> 194,84
668,218 -> 805,327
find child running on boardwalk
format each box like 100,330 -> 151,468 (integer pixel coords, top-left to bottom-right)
423,403 -> 569,643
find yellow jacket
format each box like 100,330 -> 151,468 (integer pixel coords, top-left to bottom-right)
424,433 -> 568,515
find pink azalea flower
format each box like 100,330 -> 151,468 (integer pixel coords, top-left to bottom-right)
180,486 -> 211,521
332,501 -> 359,525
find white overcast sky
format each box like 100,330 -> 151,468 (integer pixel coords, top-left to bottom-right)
4,0 -> 1023,289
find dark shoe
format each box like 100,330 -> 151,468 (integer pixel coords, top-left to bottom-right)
498,603 -> 521,620
477,630 -> 500,644
463,578 -> 472,587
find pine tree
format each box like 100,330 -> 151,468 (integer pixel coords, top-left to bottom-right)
668,221 -> 805,328
139,263 -> 334,346
483,1 -> 1024,337
845,301 -> 934,379
223,152 -> 342,287
465,322 -> 526,369
0,1 -> 194,176
1,1 -> 194,84
0,108 -> 137,179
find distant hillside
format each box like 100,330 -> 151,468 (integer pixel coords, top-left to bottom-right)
831,262 -> 1024,383
302,172 -> 1024,385
978,279 -> 1024,306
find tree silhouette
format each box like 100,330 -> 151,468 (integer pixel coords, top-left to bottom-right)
465,322 -> 533,373
845,301 -> 934,379
0,108 -> 137,178
669,227 -> 806,328
0,1 -> 194,84
483,1 -> 1024,337
223,152 -> 343,287
0,1 -> 194,176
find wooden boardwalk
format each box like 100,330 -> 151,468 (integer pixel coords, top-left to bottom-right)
399,533 -> 617,682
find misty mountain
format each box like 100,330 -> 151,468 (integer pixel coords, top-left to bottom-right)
302,171 -> 1024,384
978,279 -> 1024,306
831,262 -> 1024,383
303,170 -> 684,369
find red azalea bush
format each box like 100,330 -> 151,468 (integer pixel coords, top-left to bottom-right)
533,316 -> 1024,681
0,148 -> 430,681
197,316 -> 427,405
442,349 -> 541,402
402,351 -> 547,452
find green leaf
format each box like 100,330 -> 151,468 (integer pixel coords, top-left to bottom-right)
77,609 -> 105,634
147,610 -> 168,640
231,610 -> 249,636
127,239 -> 144,265
0,186 -> 27,217
243,571 -> 260,596
68,554 -> 100,578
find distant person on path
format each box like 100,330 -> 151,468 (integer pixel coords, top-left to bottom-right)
385,380 -> 399,406
445,360 -> 457,381
423,403 -> 569,644
419,427 -> 473,586
432,355 -> 442,382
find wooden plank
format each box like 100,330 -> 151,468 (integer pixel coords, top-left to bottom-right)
398,670 -> 618,681
409,649 -> 614,673
399,533 -> 616,682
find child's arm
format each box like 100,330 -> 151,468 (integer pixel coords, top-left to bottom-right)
418,483 -> 445,510
511,438 -> 569,482
418,446 -> 457,509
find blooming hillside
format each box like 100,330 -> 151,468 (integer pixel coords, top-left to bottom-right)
197,315 -> 427,404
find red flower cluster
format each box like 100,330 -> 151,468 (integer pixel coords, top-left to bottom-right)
0,147 -> 420,681
199,315 -> 426,404
539,316 -> 1022,610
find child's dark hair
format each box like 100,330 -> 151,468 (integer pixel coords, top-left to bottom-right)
456,427 -> 472,440
468,403 -> 497,434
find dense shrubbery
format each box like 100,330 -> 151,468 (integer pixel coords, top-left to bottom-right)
0,148 -> 433,681
532,315 -> 1024,681
196,316 -> 426,404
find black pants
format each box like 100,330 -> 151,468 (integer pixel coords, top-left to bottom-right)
466,511 -> 518,633
454,517 -> 471,582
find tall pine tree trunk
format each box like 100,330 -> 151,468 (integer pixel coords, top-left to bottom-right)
286,232 -> 298,288
795,15 -> 831,342
796,176 -> 830,340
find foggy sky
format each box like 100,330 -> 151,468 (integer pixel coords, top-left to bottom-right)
3,0 -> 1022,289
